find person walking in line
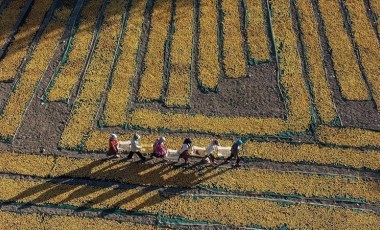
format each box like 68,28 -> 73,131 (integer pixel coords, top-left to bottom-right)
224,138 -> 243,167
178,138 -> 192,164
107,133 -> 120,158
151,136 -> 168,158
203,139 -> 219,165
127,133 -> 146,161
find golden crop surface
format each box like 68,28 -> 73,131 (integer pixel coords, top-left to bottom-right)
0,0 -> 380,228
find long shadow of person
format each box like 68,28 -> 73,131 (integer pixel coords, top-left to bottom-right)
9,155 -> 230,214
10,159 -> 110,207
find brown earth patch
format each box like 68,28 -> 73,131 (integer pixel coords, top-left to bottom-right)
11,1 -> 77,154
0,82 -> 11,108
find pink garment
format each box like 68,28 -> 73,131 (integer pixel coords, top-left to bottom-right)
153,142 -> 167,157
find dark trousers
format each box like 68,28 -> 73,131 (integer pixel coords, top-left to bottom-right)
107,150 -> 118,156
206,154 -> 215,163
127,151 -> 146,160
178,150 -> 190,163
225,152 -> 240,165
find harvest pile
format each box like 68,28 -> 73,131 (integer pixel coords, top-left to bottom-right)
0,0 -> 379,228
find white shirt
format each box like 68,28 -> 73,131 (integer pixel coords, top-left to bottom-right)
178,144 -> 191,154
130,139 -> 141,152
205,143 -> 218,155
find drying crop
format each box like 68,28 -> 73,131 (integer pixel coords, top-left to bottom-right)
221,0 -> 246,78
47,0 -> 103,102
60,0 -> 125,149
345,0 -> 380,110
197,0 -> 220,91
318,0 -> 368,100
317,125 -> 380,148
296,0 -> 336,123
0,0 -> 380,228
0,1 -> 70,140
0,0 -> 52,82
244,0 -> 270,61
0,0 -> 27,53
103,0 -> 147,126
165,0 -> 194,107
138,0 -> 172,102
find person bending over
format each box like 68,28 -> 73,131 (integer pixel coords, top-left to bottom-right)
151,136 -> 168,158
107,133 -> 120,158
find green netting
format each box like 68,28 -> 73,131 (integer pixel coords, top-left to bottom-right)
0,200 -> 154,217
41,1 -> 83,104
241,0 -> 271,65
0,0 -> 34,60
0,0 -> 60,115
0,0 -> 61,144
196,178 -> 373,204
57,0 -> 110,152
97,0 -> 132,129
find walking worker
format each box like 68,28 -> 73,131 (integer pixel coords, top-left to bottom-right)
151,136 -> 168,158
127,133 -> 146,161
178,138 -> 192,164
224,138 -> 244,167
204,139 -> 219,164
107,133 -> 120,158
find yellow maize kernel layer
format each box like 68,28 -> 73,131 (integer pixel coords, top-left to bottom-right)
81,0 -> 309,142
271,0 -> 311,131
0,1 -> 70,139
317,125 -> 380,148
318,0 -> 368,100
60,0 -> 125,148
0,0 -> 27,50
247,141 -> 380,170
0,0 -> 51,81
346,0 -> 380,110
0,177 -> 379,229
198,0 -> 220,90
0,210 -> 154,230
138,0 -> 172,101
103,0 -> 147,126
245,0 -> 270,61
127,0 -> 310,136
0,152 -> 379,202
161,195 -> 380,229
0,177 -> 161,213
47,0 -> 103,102
0,152 -> 54,177
222,0 -> 246,78
85,130 -> 380,170
129,108 -> 286,135
165,0 -> 194,107
296,0 -> 336,123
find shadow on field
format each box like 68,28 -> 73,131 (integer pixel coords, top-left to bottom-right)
10,158 -> 228,213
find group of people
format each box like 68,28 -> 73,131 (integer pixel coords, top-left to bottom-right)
108,133 -> 244,167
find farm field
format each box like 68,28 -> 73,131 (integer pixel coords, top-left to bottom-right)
0,0 -> 380,228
